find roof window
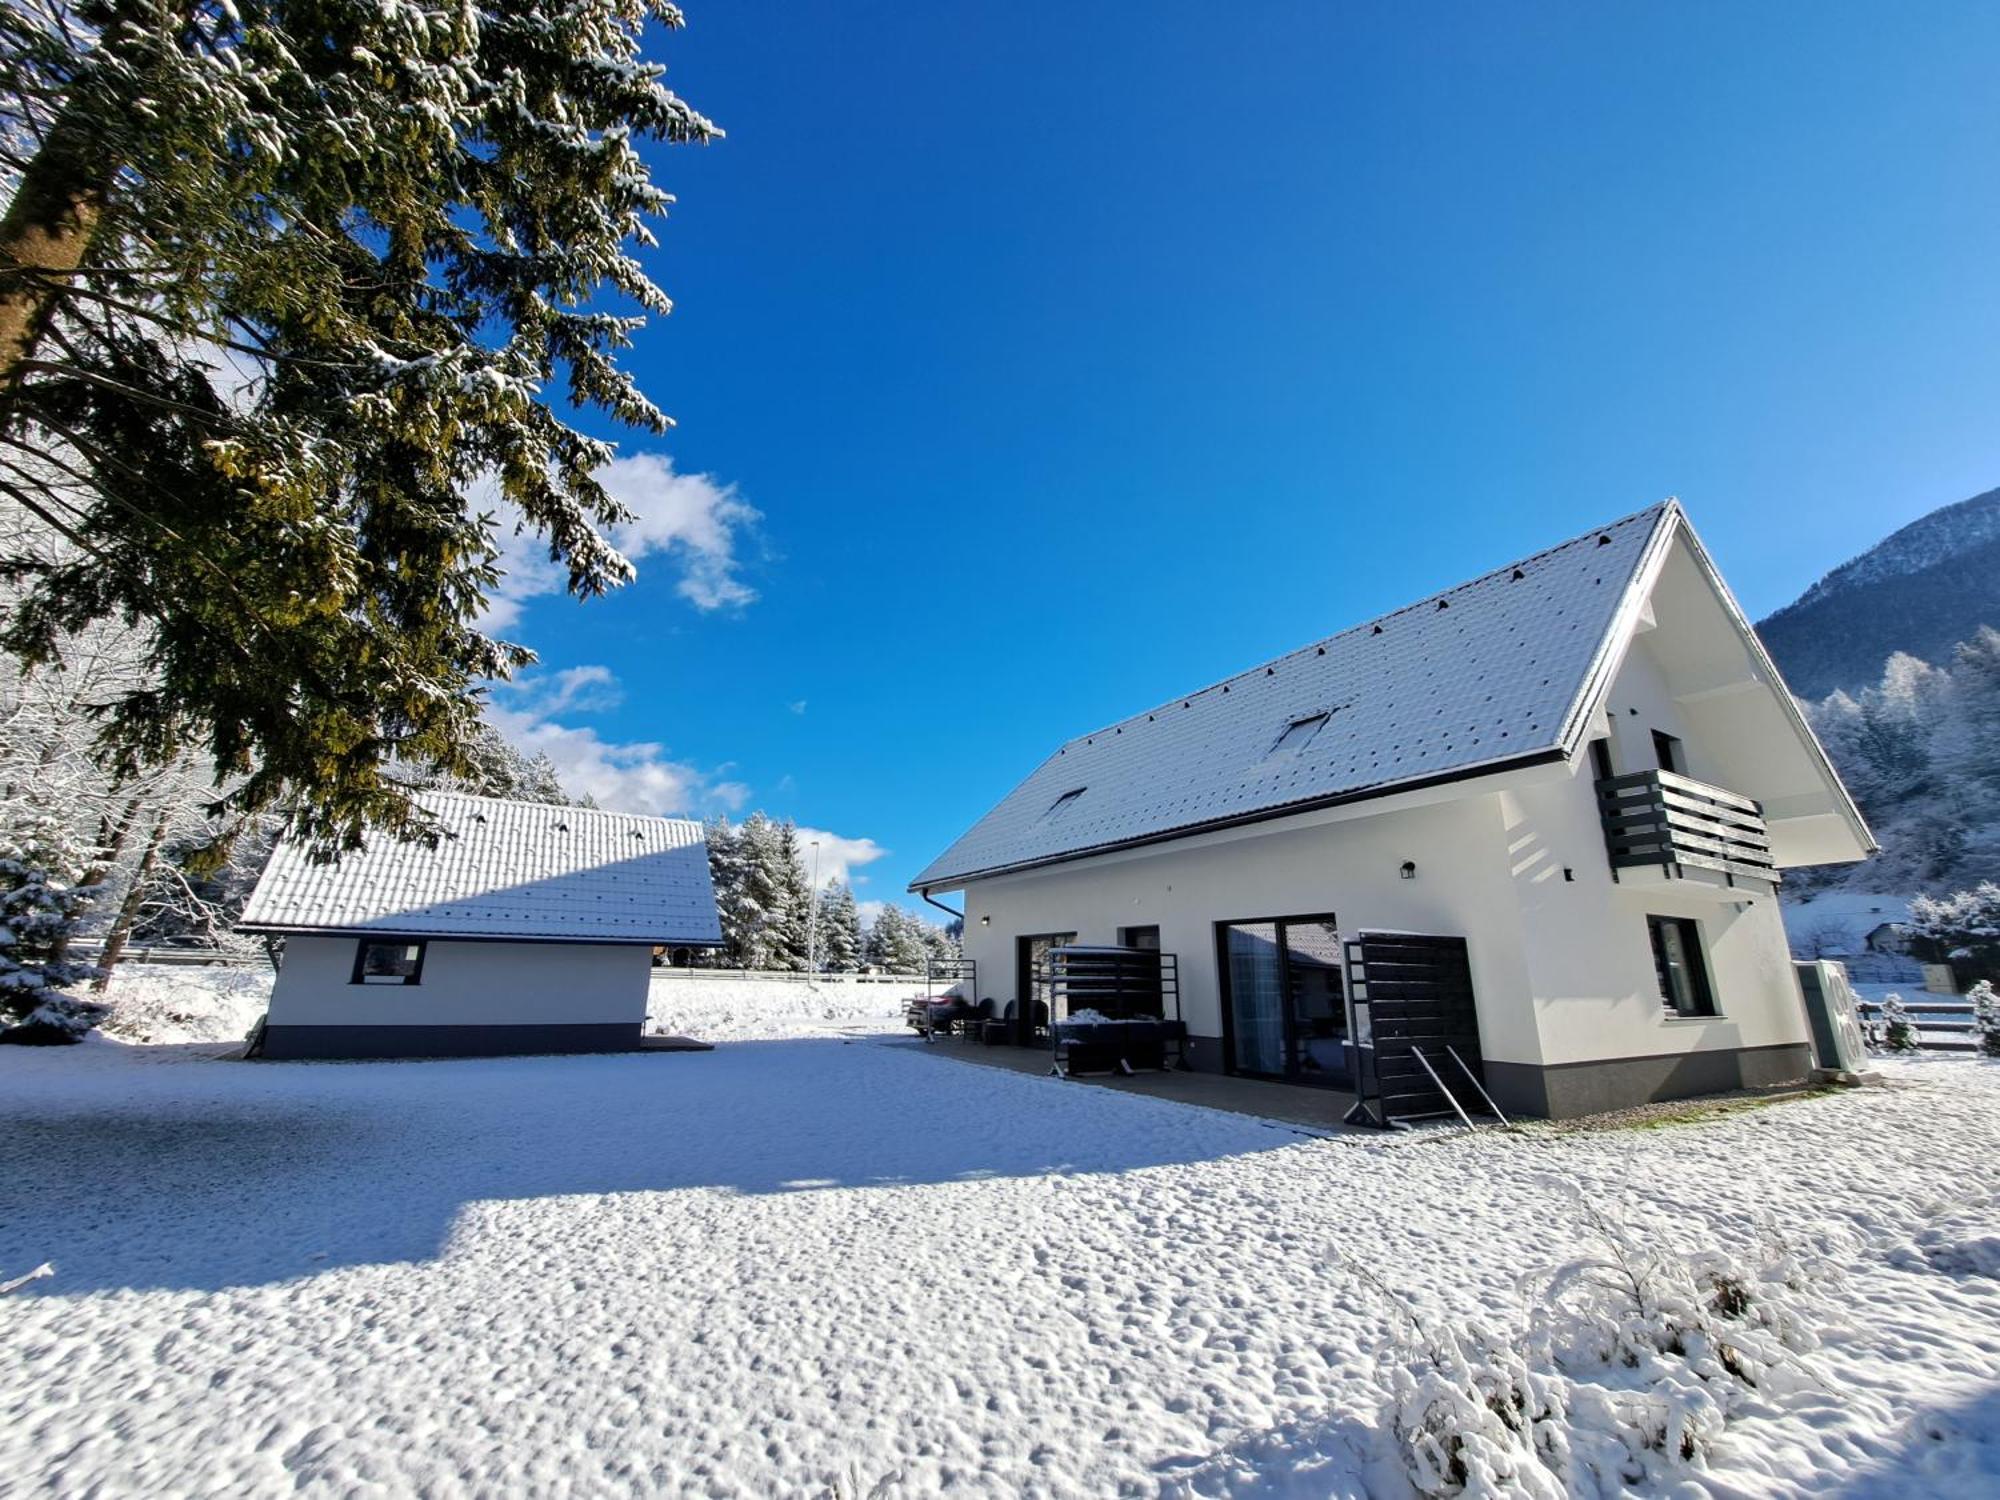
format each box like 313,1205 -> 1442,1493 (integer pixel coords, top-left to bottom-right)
1269,712 -> 1330,758
1042,787 -> 1087,821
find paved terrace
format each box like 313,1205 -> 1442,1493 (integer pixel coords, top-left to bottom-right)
878,1032 -> 1362,1135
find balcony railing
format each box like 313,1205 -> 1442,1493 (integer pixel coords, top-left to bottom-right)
1595,769 -> 1779,892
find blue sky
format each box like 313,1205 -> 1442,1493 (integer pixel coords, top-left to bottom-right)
492,2 -> 2000,914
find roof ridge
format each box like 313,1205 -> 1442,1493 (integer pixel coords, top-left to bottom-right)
1058,499 -> 1677,748
416,789 -> 701,828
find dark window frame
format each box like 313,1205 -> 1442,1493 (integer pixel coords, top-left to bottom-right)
1646,915 -> 1716,1017
1214,911 -> 1349,1087
1014,930 -> 1078,1041
1589,736 -> 1614,782
1118,925 -> 1161,950
351,938 -> 428,987
1651,729 -> 1685,776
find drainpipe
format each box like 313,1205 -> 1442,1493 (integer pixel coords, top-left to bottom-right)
919,890 -> 963,923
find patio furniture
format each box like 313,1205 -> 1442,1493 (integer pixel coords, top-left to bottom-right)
915,995 -> 997,1041
1050,1016 -> 1189,1077
1040,945 -> 1188,1076
980,998 -> 1049,1046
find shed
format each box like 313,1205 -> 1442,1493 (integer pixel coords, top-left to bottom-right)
239,793 -> 721,1058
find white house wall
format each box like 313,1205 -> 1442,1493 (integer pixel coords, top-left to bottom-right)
261,936 -> 652,1059
960,791 -> 1548,1075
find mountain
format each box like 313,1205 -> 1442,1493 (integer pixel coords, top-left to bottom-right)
1756,486 -> 2000,699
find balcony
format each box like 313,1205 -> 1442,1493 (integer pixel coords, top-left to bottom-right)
1596,769 -> 1779,895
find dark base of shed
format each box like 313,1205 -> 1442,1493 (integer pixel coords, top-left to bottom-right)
258,1022 -> 642,1060
1484,1041 -> 1813,1120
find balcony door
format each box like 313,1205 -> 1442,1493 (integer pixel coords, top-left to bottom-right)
1217,915 -> 1350,1087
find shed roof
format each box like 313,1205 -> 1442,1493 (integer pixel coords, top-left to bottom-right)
240,793 -> 723,945
912,503 -> 1679,891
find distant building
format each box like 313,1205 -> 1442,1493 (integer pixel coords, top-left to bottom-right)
912,503 -> 1874,1121
240,794 -> 721,1058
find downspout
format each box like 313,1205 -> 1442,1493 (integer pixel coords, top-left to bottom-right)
919,889 -> 963,923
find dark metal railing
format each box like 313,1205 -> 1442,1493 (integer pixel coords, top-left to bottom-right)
1596,768 -> 1778,890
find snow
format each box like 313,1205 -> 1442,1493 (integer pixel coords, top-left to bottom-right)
96,960 -> 273,1044
644,971 -> 913,1041
1781,891 -> 1913,958
1,1022 -> 1997,1495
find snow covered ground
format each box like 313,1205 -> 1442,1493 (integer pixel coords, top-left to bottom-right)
644,971 -> 914,1040
96,960 -> 274,1045
2,1028 -> 1996,1496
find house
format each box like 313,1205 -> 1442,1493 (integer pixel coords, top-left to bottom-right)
910,502 -> 1875,1120
239,793 -> 722,1059
1782,892 -> 1916,963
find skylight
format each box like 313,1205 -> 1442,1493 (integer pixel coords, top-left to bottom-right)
1269,712 -> 1330,758
1042,787 -> 1087,821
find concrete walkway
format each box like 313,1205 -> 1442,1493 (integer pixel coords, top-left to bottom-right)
883,1033 -> 1361,1135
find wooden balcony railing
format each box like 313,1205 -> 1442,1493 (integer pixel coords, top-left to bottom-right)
1596,769 -> 1779,891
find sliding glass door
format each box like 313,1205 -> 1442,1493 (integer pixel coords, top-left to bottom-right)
1217,915 -> 1351,1086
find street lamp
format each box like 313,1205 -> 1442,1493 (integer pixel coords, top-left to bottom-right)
806,838 -> 821,974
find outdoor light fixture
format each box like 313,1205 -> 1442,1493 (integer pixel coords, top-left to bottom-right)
1400,860 -> 1417,880
980,915 -> 990,926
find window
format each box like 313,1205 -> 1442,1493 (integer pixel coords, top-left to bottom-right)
1216,914 -> 1349,1086
352,939 -> 426,986
1269,712 -> 1330,758
1042,787 -> 1086,821
1119,925 -> 1160,950
1589,737 -> 1614,782
1651,730 -> 1684,776
1647,916 -> 1715,1017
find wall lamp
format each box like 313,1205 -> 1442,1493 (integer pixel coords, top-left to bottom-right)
980,915 -> 990,926
1400,860 -> 1417,880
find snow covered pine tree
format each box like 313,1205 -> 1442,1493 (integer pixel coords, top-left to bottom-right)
0,809 -> 101,1041
0,0 -> 716,853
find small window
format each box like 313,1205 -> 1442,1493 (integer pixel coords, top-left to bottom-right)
1651,730 -> 1684,776
1589,738 -> 1614,782
1042,787 -> 1086,821
1269,712 -> 1330,758
1647,916 -> 1715,1017
352,940 -> 426,986
1119,925 -> 1161,950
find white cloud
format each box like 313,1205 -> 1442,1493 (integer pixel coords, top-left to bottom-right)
788,699 -> 808,716
488,666 -> 734,818
472,453 -> 760,631
791,827 -> 888,892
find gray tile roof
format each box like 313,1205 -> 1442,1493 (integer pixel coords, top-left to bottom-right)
912,503 -> 1677,890
241,793 -> 723,944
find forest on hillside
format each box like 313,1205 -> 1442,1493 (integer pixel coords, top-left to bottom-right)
1796,624 -> 2000,894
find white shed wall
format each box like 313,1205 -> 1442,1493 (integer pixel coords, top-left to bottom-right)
268,936 -> 652,1028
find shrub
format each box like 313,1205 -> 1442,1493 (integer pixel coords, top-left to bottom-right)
1875,993 -> 1921,1054
1362,1203 -> 1831,1496
1969,981 -> 2000,1060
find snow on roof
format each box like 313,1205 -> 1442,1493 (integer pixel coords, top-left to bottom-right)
912,503 -> 1677,890
1781,892 -> 1914,953
240,793 -> 723,945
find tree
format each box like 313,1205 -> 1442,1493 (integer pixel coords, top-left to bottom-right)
408,721 -> 572,806
0,0 -> 717,855
1909,882 -> 2000,985
1969,981 -> 2000,1059
865,905 -> 929,975
815,880 -> 861,973
0,806 -> 101,1040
